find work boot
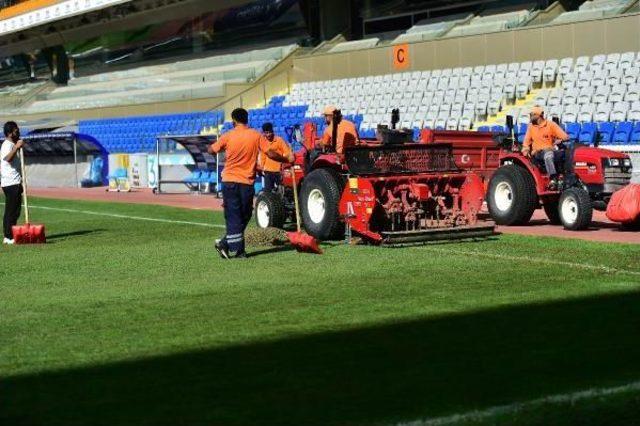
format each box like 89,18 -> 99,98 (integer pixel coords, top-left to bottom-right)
548,176 -> 559,191
214,239 -> 230,260
234,251 -> 249,259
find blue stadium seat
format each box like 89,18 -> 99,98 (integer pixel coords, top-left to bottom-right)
565,123 -> 580,142
631,122 -> 640,144
184,170 -> 203,184
578,122 -> 597,145
477,126 -> 490,132
517,123 -> 527,140
597,122 -> 615,145
490,125 -> 504,133
613,122 -> 633,144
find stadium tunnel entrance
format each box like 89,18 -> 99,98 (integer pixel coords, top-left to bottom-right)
153,134 -> 222,194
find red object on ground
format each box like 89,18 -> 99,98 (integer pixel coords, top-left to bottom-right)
286,231 -> 322,254
13,149 -> 46,244
287,163 -> 322,254
606,184 -> 640,224
12,223 -> 46,244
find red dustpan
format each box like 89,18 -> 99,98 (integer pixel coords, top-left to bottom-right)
12,148 -> 46,244
286,166 -> 321,254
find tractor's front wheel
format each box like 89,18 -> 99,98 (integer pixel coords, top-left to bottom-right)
300,168 -> 344,240
254,191 -> 286,229
487,165 -> 538,225
559,188 -> 593,230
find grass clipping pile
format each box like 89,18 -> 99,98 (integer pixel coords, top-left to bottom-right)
245,227 -> 288,247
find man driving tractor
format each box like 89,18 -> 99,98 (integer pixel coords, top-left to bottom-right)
521,106 -> 569,190
319,105 -> 359,157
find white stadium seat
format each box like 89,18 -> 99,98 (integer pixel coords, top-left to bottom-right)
578,104 -> 595,123
594,103 -> 612,122
610,101 -> 629,122
628,101 -> 640,121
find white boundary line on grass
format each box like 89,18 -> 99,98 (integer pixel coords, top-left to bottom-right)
0,203 -> 225,229
420,247 -> 640,276
4,203 -> 638,275
395,380 -> 640,426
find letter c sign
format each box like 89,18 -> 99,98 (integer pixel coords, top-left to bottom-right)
393,44 -> 410,70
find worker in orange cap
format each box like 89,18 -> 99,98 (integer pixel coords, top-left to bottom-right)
320,105 -> 359,157
522,105 -> 569,189
259,122 -> 294,192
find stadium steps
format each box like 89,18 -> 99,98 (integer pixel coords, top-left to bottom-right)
476,89 -> 543,129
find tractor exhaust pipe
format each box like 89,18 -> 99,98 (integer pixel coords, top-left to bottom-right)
391,108 -> 400,130
331,109 -> 342,153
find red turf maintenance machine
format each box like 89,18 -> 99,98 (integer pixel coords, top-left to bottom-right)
255,110 -> 494,245
256,111 -> 638,243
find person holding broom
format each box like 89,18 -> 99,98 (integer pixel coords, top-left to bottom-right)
208,108 -> 290,259
1,121 -> 24,245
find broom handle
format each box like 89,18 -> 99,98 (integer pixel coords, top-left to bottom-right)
290,166 -> 301,233
19,148 -> 29,224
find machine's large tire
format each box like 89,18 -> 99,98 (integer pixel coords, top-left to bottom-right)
621,219 -> 640,231
300,168 -> 345,240
543,200 -> 561,225
487,164 -> 538,225
254,191 -> 286,229
558,187 -> 593,230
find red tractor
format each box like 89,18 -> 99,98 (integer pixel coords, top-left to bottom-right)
255,112 -> 495,244
421,117 -> 636,230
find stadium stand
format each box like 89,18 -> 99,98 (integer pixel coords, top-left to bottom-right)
329,38 -> 380,53
0,80 -> 47,108
551,0 -> 635,23
446,9 -> 532,36
235,49 -> 640,154
393,15 -> 472,43
17,44 -> 297,114
79,111 -> 224,154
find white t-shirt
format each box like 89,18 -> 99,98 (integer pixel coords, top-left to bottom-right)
1,139 -> 22,188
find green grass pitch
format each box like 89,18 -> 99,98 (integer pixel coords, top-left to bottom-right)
1,196 -> 639,425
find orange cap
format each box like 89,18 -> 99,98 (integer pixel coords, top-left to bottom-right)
530,106 -> 544,116
323,105 -> 337,115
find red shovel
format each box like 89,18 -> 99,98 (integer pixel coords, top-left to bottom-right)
12,148 -> 46,244
286,165 -> 321,254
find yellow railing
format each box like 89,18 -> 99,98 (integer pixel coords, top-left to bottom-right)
0,0 -> 62,21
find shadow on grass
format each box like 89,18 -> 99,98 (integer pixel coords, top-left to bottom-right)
3,291 -> 640,426
47,229 -> 106,242
248,245 -> 297,257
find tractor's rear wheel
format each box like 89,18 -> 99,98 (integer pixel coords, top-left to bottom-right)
254,191 -> 286,229
543,200 -> 561,224
559,188 -> 593,230
487,164 -> 538,225
300,168 -> 344,240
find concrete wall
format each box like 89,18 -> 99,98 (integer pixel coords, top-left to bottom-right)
218,53 -> 295,118
292,12 -> 640,82
0,95 -> 227,123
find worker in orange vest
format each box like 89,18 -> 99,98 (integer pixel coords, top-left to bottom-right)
258,122 -> 294,192
208,108 -> 289,259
